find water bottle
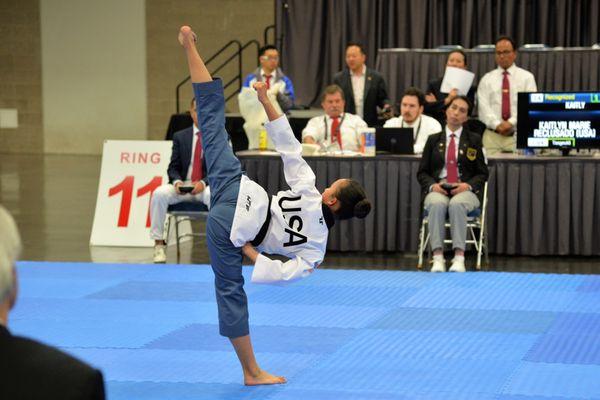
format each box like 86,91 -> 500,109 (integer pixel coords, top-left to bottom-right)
362,128 -> 376,156
258,125 -> 267,151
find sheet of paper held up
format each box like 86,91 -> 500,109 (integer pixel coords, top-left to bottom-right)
440,66 -> 475,95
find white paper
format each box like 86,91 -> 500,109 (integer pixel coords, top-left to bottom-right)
440,66 -> 475,96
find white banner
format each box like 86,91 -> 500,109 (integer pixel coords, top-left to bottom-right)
90,140 -> 174,247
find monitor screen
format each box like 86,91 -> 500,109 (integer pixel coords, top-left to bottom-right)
375,128 -> 414,154
517,92 -> 600,149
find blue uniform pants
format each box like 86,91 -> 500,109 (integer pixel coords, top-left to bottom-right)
193,79 -> 248,338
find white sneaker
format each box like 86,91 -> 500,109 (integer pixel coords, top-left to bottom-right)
431,256 -> 446,273
153,245 -> 167,263
449,256 -> 466,272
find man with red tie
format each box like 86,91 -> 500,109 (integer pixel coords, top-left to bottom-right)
478,35 -> 537,155
241,45 -> 295,112
240,45 -> 295,150
302,84 -> 368,153
417,96 -> 488,273
150,98 -> 210,263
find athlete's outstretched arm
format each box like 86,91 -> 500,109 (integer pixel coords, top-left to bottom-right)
254,82 -> 281,121
178,26 -> 212,83
242,243 -> 316,284
253,82 -> 317,194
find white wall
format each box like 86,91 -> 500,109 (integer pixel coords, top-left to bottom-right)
41,0 -> 147,154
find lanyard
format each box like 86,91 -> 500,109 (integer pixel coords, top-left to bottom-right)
323,113 -> 346,140
402,117 -> 422,145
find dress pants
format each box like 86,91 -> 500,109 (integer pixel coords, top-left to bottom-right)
424,190 -> 480,252
194,79 -> 249,338
482,128 -> 516,155
149,183 -> 210,240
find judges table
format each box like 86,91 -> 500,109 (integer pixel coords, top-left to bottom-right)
238,151 -> 600,256
166,109 -> 321,152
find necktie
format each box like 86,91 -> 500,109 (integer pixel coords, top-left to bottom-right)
264,74 -> 272,89
501,70 -> 510,121
331,116 -> 342,149
191,131 -> 203,182
446,133 -> 458,184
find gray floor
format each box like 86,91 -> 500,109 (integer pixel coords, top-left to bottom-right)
1,153 -> 598,274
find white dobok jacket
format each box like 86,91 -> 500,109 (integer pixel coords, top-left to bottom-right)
230,115 -> 333,284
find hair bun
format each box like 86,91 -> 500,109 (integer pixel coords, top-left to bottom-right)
353,199 -> 372,219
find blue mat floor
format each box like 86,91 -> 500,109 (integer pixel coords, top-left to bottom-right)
10,261 -> 600,400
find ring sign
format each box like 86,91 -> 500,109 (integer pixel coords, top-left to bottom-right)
90,140 -> 173,247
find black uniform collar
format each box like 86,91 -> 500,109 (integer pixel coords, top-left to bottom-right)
0,323 -> 10,337
322,204 -> 336,229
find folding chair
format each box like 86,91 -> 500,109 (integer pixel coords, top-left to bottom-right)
417,182 -> 489,270
165,202 -> 209,260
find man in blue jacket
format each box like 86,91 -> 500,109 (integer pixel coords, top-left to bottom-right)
242,45 -> 295,112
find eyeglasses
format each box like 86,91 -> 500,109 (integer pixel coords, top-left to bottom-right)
260,55 -> 279,61
495,50 -> 514,56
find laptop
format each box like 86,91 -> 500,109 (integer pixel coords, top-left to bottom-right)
375,127 -> 414,154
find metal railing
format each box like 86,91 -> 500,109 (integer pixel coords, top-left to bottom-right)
175,25 -> 276,113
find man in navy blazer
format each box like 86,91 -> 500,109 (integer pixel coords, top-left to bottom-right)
333,43 -> 392,127
150,98 -> 210,263
417,96 -> 488,273
0,206 -> 106,400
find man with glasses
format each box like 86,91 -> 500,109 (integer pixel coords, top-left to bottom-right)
477,36 -> 537,155
242,45 -> 295,112
240,45 -> 296,150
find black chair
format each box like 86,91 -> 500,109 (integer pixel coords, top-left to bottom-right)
165,202 -> 209,260
165,113 -> 193,140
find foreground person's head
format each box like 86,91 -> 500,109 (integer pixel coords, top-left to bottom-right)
0,206 -> 22,325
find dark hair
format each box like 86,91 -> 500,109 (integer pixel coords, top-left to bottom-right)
345,42 -> 365,55
335,179 -> 371,220
448,49 -> 467,66
402,87 -> 426,107
495,35 -> 517,51
321,84 -> 345,102
448,95 -> 473,116
259,45 -> 278,57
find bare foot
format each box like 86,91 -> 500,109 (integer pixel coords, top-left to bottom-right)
178,25 -> 197,47
244,369 -> 287,386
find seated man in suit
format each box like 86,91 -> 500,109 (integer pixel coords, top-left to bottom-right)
384,87 -> 442,154
0,205 -> 106,399
150,98 -> 211,263
333,42 -> 392,127
302,84 -> 368,153
417,96 -> 488,273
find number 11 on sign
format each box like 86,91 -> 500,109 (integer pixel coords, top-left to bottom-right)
108,176 -> 162,228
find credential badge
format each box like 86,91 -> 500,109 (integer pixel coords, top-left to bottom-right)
466,147 -> 477,161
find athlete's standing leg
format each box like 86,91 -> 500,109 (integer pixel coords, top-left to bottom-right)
178,25 -> 285,386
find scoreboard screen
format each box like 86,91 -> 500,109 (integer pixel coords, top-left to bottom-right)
517,92 -> 600,149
